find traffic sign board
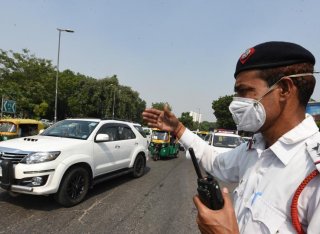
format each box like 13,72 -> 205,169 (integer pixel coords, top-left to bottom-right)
2,100 -> 16,113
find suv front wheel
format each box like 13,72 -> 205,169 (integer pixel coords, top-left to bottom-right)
54,166 -> 90,207
132,154 -> 146,178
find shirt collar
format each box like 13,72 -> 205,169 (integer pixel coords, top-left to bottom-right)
247,114 -> 319,165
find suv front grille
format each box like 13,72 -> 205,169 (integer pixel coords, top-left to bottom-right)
0,152 -> 28,164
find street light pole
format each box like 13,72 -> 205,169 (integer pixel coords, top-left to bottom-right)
54,28 -> 74,123
198,108 -> 201,131
112,89 -> 115,119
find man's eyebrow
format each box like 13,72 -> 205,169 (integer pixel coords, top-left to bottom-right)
234,84 -> 243,93
234,84 -> 253,93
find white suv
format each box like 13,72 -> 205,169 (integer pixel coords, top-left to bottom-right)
0,119 -> 148,207
204,130 -> 245,153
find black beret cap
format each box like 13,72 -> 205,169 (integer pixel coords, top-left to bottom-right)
234,41 -> 315,78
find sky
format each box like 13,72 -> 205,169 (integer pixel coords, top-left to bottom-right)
1,0 -> 320,121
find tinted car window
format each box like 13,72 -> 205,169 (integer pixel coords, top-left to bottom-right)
98,125 -> 119,141
119,126 -> 136,140
134,125 -> 146,138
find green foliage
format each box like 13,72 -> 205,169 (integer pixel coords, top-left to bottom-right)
212,95 -> 236,130
0,49 -> 146,123
199,121 -> 217,131
151,102 -> 172,111
179,112 -> 195,130
0,49 -> 55,118
33,101 -> 49,118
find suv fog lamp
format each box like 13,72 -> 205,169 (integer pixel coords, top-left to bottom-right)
20,175 -> 48,187
32,177 -> 43,186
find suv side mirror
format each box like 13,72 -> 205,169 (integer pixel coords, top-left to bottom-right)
95,133 -> 110,142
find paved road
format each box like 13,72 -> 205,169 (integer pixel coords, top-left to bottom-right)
0,152 -> 236,234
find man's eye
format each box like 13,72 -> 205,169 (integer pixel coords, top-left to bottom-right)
236,89 -> 246,96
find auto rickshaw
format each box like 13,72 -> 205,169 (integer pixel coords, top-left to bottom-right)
148,128 -> 179,161
0,118 -> 45,141
197,131 -> 209,140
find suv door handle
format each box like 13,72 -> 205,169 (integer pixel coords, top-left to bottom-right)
135,142 -> 138,145
115,145 -> 120,149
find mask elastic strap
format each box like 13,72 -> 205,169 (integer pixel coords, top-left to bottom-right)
286,72 -> 318,78
256,72 -> 318,102
256,82 -> 279,102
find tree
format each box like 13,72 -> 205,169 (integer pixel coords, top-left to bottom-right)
33,101 -> 49,119
212,95 -> 236,129
0,49 -> 55,118
0,49 -> 146,123
179,112 -> 195,130
199,121 -> 217,131
151,102 -> 172,111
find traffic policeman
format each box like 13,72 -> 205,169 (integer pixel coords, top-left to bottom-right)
142,41 -> 320,233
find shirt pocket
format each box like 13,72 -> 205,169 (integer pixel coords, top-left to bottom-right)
245,195 -> 287,234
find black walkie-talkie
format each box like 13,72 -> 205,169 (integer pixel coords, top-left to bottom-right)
189,147 -> 224,210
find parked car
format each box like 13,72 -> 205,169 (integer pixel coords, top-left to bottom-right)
0,118 -> 44,141
203,129 -> 245,153
142,127 -> 152,144
0,118 -> 148,207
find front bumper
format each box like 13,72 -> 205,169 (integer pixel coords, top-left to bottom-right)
0,159 -> 60,194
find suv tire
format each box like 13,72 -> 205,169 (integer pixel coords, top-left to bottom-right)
132,154 -> 146,178
54,166 -> 90,207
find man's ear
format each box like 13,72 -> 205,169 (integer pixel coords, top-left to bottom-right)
278,77 -> 295,99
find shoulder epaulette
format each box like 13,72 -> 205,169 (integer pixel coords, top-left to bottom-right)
306,135 -> 320,173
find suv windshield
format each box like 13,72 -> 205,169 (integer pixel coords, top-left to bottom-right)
213,135 -> 243,148
41,120 -> 99,140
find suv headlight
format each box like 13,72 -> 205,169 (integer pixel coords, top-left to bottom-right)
21,151 -> 61,164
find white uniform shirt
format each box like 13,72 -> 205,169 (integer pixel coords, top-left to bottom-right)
180,115 -> 320,234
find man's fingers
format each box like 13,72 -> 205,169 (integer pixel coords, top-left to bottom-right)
163,105 -> 175,118
142,111 -> 159,120
193,195 -> 209,213
194,188 -> 231,212
144,108 -> 162,115
193,195 -> 202,210
221,187 -> 232,208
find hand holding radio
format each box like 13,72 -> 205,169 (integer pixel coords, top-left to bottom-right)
189,147 -> 224,210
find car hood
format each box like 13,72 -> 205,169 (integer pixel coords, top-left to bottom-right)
0,135 -> 87,152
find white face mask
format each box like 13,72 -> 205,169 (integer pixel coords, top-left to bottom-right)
228,73 -> 315,132
229,97 -> 266,132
